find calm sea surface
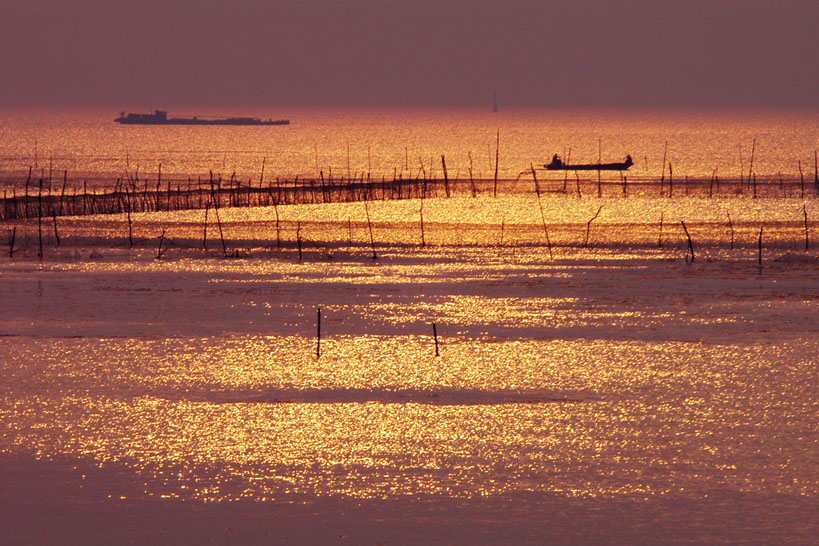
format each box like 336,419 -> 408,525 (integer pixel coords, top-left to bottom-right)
1,108 -> 817,544
1,107 -> 818,186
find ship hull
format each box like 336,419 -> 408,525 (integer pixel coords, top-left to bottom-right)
545,162 -> 631,171
114,111 -> 289,126
115,118 -> 289,126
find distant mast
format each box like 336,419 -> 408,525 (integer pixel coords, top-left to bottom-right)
492,91 -> 498,113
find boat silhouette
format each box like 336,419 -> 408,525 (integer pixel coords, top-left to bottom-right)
546,154 -> 633,171
114,110 -> 289,126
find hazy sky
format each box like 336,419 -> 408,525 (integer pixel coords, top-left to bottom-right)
2,0 -> 817,109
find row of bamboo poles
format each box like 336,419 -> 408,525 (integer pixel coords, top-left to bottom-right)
0,170 -> 466,221
2,156 -> 819,222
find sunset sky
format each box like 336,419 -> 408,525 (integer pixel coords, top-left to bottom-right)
2,0 -> 817,109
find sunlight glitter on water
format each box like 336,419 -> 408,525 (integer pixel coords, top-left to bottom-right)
2,335 -> 815,501
2,120 -> 819,541
2,108 -> 818,185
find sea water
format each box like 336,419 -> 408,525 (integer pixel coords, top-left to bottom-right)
0,109 -> 817,544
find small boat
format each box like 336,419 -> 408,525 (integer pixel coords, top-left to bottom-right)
546,154 -> 633,171
114,110 -> 289,126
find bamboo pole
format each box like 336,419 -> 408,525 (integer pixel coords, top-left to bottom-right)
419,202 -> 426,248
531,163 -> 552,258
658,212 -> 664,248
584,206 -> 603,248
441,155 -> 450,198
37,177 -> 43,259
493,130 -> 499,198
799,161 -> 805,198
274,202 -> 281,249
709,168 -> 716,198
739,145 -> 744,186
209,176 -> 228,257
156,229 -> 167,260
803,204 -> 809,250
297,221 -> 303,261
468,152 -> 476,197
125,187 -> 133,247
52,212 -> 60,247
681,221 -> 695,262
748,138 -> 756,186
660,141 -> 668,195
364,201 -> 377,260
668,163 -> 673,198
815,150 -> 818,196
202,202 -> 209,250
597,139 -> 602,198
316,307 -> 321,358
60,171 -> 67,216
9,226 -> 17,258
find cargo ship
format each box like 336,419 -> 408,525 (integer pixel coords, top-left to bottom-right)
114,110 -> 289,126
545,154 -> 633,171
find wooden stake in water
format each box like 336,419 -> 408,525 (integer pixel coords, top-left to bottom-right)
660,140 -> 668,195
803,204 -> 809,250
274,203 -> 281,249
814,150 -> 818,196
125,187 -> 133,248
441,155 -> 450,198
364,200 -> 377,260
597,139 -> 602,198
799,161 -> 805,198
156,229 -> 167,260
297,221 -> 303,261
208,177 -> 228,257
658,211 -> 664,248
37,177 -> 43,259
575,171 -> 582,198
584,206 -> 603,248
681,221 -> 695,262
493,130 -> 499,198
317,307 -> 321,358
531,163 -> 552,259
8,226 -> 16,258
419,203 -> 426,248
432,322 -> 439,357
748,137 -> 756,185
468,151 -> 476,197
739,145 -> 744,186
60,171 -> 67,216
709,168 -> 716,198
52,212 -> 60,247
727,212 -> 735,250
668,163 -> 673,198
757,226 -> 763,267
202,203 -> 209,250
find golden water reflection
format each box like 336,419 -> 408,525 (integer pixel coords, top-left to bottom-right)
2,335 -> 816,502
